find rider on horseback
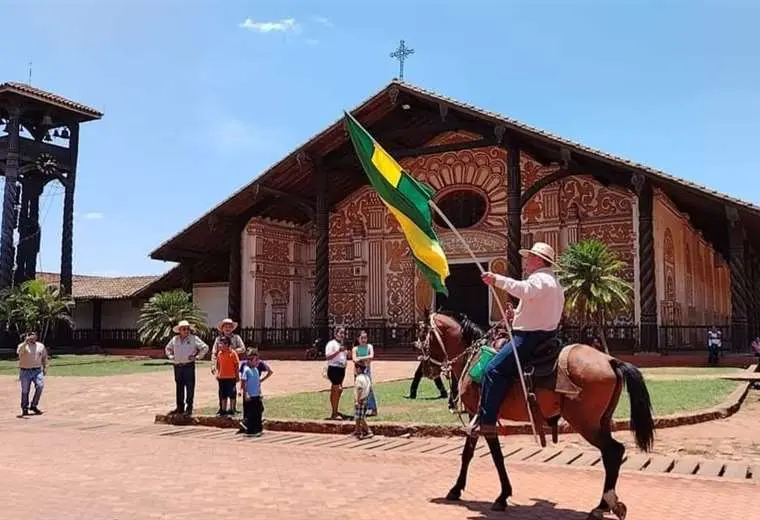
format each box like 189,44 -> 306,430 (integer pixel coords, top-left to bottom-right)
468,242 -> 565,437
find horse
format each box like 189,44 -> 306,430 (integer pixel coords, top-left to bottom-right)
418,311 -> 655,519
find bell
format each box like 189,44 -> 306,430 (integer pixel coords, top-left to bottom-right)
53,129 -> 61,138
43,131 -> 52,142
60,127 -> 70,139
41,114 -> 53,126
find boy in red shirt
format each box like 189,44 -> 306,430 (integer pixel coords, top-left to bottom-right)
215,336 -> 241,416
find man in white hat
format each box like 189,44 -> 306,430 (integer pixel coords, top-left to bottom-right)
470,242 -> 565,436
165,320 -> 209,416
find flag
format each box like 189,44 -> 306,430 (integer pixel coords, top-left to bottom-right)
343,111 -> 450,295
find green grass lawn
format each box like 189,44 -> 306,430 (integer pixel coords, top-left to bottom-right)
0,354 -> 206,377
640,366 -> 744,377
232,377 -> 741,425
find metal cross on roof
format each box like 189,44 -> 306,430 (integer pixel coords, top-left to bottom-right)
390,40 -> 415,81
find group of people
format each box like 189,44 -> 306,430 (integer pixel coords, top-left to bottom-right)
164,317 -> 274,436
323,327 -> 378,438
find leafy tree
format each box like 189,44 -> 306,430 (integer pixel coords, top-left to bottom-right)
558,239 -> 632,354
137,290 -> 208,346
0,279 -> 75,343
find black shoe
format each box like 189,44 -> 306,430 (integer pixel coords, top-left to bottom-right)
216,409 -> 225,417
404,395 -> 416,400
185,408 -> 193,416
169,408 -> 183,415
230,409 -> 238,416
30,407 -> 43,415
21,409 -> 29,417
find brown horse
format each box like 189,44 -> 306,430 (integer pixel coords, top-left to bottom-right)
419,311 -> 655,519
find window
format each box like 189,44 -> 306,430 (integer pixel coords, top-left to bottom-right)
432,190 -> 488,229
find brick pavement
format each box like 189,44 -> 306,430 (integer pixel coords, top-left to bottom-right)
0,419 -> 758,520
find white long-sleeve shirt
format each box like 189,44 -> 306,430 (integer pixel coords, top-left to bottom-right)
493,268 -> 564,332
165,334 -> 209,364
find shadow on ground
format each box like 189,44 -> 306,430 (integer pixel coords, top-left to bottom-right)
431,497 -> 590,519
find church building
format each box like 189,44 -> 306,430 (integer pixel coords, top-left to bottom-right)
145,81 -> 760,351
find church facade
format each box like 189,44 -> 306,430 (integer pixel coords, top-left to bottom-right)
239,131 -> 730,332
147,81 -> 759,351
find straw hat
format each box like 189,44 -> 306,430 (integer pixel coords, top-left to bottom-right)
216,318 -> 239,333
519,242 -> 558,267
172,320 -> 195,333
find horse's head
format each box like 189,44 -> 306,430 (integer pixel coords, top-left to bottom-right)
419,311 -> 486,376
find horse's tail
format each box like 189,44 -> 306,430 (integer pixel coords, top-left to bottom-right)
611,359 -> 655,453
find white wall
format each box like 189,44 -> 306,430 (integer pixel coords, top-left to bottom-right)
71,299 -> 143,330
193,283 -> 229,327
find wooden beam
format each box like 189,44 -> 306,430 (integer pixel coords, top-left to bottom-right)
259,185 -> 315,217
172,247 -> 227,261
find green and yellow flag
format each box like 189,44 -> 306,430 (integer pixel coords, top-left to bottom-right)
344,111 -> 450,295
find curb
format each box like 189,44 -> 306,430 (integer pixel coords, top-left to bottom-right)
155,364 -> 758,438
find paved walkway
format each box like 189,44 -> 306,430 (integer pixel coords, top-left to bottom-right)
1,418 -> 758,520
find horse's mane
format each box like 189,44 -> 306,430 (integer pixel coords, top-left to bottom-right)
434,309 -> 486,346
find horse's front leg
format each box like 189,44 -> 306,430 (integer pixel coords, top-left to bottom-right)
446,432 -> 478,501
485,435 -> 512,511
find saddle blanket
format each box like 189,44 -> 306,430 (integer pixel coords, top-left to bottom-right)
555,344 -> 582,397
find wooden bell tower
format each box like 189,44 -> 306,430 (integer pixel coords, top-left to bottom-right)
0,82 -> 102,295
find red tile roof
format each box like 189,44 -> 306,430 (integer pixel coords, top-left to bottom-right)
35,272 -> 158,300
0,82 -> 103,119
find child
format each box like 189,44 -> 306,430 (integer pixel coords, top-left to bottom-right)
239,349 -> 271,436
215,336 -> 240,416
353,361 -> 373,440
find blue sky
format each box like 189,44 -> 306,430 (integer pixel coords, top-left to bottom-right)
2,0 -> 759,277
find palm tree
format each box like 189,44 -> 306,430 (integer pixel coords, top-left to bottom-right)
137,290 -> 208,346
0,279 -> 75,343
558,239 -> 632,354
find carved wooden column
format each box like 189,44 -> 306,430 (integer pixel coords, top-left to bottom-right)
726,206 -> 748,351
0,109 -> 21,290
59,123 -> 79,297
506,143 -> 522,284
314,160 -> 330,341
14,178 -> 43,285
228,225 -> 242,323
632,173 -> 658,352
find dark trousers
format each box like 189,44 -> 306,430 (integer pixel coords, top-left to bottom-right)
173,362 -> 196,412
242,396 -> 263,434
479,330 -> 556,426
408,361 -> 458,408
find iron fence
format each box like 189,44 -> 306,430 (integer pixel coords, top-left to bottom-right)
3,323 -> 758,354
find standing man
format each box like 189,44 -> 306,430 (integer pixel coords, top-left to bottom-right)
707,325 -> 722,365
469,242 -> 565,437
17,331 -> 48,416
165,320 -> 209,416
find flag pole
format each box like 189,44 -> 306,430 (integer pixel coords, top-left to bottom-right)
429,200 -> 540,446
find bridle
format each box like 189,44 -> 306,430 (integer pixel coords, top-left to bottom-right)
416,312 -> 482,379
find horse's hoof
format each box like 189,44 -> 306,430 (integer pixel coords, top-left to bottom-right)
490,499 -> 507,512
612,501 -> 627,520
445,489 -> 461,501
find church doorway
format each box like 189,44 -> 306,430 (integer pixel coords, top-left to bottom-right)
435,262 -> 490,328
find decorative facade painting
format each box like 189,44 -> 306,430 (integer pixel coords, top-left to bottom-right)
238,131 -> 730,329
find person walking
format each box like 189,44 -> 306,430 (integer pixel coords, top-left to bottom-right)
469,242 -> 565,437
165,320 -> 209,416
17,331 -> 48,417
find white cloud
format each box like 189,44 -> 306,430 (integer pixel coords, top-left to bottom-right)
239,18 -> 299,33
314,16 -> 333,28
305,39 -> 319,46
81,212 -> 104,220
